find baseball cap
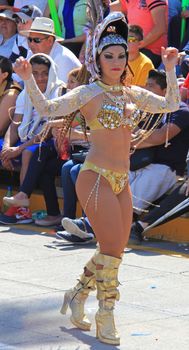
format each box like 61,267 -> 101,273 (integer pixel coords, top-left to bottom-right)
0,9 -> 16,22
13,5 -> 42,22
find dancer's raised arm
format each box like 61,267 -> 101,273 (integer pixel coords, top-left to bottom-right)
128,47 -> 180,113
14,57 -> 102,118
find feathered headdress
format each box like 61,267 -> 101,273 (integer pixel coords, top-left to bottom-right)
85,2 -> 128,81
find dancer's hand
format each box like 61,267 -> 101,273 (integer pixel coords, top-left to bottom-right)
161,47 -> 179,72
14,57 -> 32,80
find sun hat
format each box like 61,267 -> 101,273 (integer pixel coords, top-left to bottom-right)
20,16 -> 63,41
0,9 -> 16,22
13,5 -> 42,21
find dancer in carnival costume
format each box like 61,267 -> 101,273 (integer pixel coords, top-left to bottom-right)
14,8 -> 180,346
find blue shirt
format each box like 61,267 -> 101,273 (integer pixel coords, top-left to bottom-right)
168,0 -> 181,21
154,103 -> 189,175
0,34 -> 16,58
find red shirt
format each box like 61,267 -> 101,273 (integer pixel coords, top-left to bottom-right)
120,0 -> 168,55
183,73 -> 189,88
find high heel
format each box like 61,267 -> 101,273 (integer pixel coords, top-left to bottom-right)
60,277 -> 95,331
95,253 -> 121,345
60,252 -> 97,330
60,292 -> 69,314
60,287 -> 92,330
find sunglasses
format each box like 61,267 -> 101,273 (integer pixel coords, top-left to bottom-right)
127,36 -> 139,43
27,36 -> 49,44
15,17 -> 27,24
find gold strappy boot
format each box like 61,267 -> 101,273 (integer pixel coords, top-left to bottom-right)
95,253 -> 122,345
60,253 -> 97,331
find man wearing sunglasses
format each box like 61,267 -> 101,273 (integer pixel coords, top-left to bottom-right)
20,16 -> 81,84
128,24 -> 154,87
10,5 -> 42,64
0,10 -> 17,58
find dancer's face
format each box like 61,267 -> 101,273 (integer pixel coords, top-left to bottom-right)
99,45 -> 127,84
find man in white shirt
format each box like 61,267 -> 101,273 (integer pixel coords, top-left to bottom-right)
0,10 -> 17,58
21,17 -> 81,83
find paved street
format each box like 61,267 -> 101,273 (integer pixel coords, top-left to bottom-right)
0,225 -> 189,350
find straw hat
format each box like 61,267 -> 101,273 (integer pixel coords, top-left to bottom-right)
20,17 -> 63,41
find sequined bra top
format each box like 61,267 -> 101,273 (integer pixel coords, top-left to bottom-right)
87,93 -> 135,131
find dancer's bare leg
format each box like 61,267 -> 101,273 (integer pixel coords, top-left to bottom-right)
76,170 -> 132,345
118,182 -> 133,247
76,171 -> 132,257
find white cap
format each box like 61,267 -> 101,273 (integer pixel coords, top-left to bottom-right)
0,9 -> 16,22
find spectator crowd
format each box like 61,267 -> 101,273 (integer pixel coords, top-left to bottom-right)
0,0 -> 189,245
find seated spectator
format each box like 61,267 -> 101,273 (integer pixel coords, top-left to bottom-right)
1,138 -> 66,225
1,54 -> 65,187
34,65 -> 90,226
44,0 -> 88,58
14,0 -> 47,15
130,149 -> 189,243
127,24 -> 154,87
21,16 -> 81,83
110,0 -> 168,68
0,9 -> 17,57
10,5 -> 42,64
2,64 -> 90,226
130,70 -> 189,215
0,55 -> 21,140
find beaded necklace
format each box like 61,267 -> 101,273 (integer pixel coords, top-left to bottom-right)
96,80 -> 124,92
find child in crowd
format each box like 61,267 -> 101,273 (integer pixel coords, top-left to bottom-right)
127,24 -> 154,87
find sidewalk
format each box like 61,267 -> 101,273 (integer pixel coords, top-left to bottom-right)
0,224 -> 189,350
